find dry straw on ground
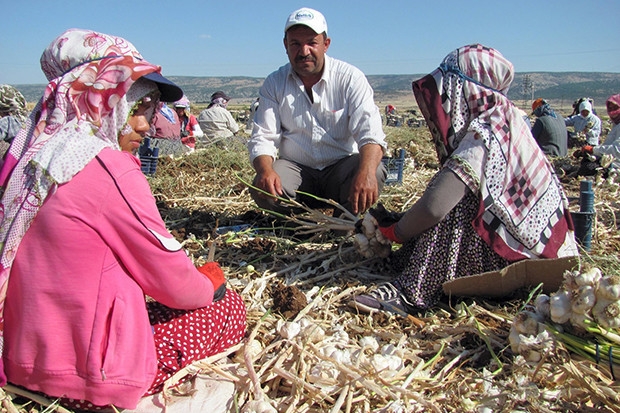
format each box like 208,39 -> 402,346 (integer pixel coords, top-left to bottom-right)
3,116 -> 620,412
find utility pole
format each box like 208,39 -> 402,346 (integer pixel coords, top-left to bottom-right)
521,74 -> 534,107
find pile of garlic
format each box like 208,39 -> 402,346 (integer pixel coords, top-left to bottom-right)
352,212 -> 392,259
509,267 -> 620,362
547,267 -> 620,329
274,318 -> 406,388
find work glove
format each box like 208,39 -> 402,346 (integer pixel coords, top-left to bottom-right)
572,145 -> 594,159
377,223 -> 403,244
368,203 -> 404,227
181,136 -> 196,146
368,203 -> 404,243
197,262 -> 227,302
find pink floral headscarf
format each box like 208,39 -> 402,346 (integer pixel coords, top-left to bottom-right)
606,94 -> 620,125
0,29 -> 164,339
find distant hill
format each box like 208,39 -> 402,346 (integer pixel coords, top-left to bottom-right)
13,72 -> 620,110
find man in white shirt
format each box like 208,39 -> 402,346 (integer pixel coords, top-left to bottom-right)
247,7 -> 387,216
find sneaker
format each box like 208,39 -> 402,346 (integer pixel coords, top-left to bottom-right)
350,282 -> 415,315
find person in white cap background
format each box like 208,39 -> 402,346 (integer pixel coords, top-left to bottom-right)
247,7 -> 387,218
564,98 -> 602,146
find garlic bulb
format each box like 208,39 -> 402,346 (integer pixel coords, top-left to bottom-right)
308,361 -> 340,392
561,270 -> 581,292
299,319 -> 326,343
241,400 -> 278,413
353,233 -> 373,258
232,339 -> 263,364
569,311 -> 594,329
576,267 -> 602,287
549,289 -> 572,324
361,212 -> 377,237
277,320 -> 301,339
592,297 -> 620,328
508,327 -> 523,353
329,326 -> 350,347
571,285 -> 596,314
369,354 -> 403,377
597,274 -> 620,301
358,336 -> 380,352
516,330 -> 555,363
534,294 -> 551,320
512,311 -> 544,336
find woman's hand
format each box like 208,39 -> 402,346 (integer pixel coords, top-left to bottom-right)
197,262 -> 227,302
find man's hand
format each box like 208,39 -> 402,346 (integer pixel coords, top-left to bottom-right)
349,171 -> 379,215
348,144 -> 384,214
253,155 -> 283,199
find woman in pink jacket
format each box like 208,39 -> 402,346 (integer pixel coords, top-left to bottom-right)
0,29 -> 246,410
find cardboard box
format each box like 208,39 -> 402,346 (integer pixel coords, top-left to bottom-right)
442,256 -> 580,298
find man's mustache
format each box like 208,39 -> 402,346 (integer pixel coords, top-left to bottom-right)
296,56 -> 315,63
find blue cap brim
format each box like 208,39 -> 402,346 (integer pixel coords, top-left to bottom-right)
142,72 -> 183,102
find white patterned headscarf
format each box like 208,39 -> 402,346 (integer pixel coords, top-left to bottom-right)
0,29 -> 164,337
413,44 -> 577,261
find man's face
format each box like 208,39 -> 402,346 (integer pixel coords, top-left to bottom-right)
284,25 -> 330,80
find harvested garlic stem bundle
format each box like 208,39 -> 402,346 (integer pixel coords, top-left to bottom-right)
361,212 -> 377,237
353,212 -> 393,259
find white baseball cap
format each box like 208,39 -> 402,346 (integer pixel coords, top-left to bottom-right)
284,7 -> 328,35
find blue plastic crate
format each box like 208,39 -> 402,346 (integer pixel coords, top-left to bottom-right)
381,148 -> 405,185
138,138 -> 159,175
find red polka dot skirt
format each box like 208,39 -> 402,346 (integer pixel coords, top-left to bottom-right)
146,288 -> 247,394
58,289 -> 246,411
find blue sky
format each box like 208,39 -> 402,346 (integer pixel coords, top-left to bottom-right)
1,0 -> 619,85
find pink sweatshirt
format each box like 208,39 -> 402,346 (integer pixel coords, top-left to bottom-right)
3,148 -> 215,409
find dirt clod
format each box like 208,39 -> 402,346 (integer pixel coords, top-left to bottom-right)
271,283 -> 308,319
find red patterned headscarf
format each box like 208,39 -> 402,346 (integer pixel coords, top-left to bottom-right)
413,44 -> 577,261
